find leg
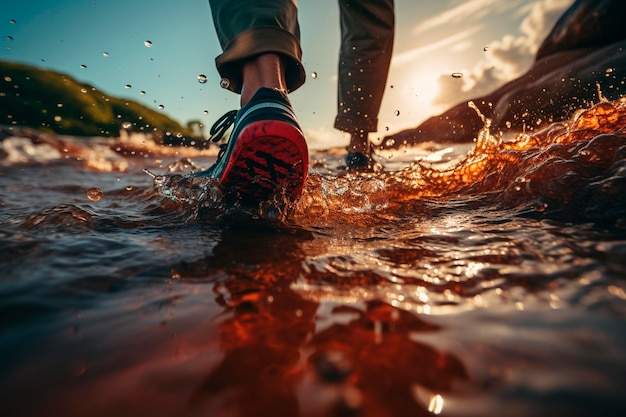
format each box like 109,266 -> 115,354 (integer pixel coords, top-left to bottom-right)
241,53 -> 288,105
199,1 -> 309,204
209,0 -> 305,98
335,0 -> 395,163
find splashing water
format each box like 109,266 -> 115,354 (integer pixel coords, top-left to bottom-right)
148,98 -> 626,227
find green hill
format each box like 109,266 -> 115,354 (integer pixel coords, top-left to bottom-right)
0,60 -> 192,137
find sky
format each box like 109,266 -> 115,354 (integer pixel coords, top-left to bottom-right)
1,0 -> 574,149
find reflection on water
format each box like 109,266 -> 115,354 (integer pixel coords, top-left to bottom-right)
1,99 -> 626,416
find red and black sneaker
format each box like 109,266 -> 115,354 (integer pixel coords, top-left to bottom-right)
196,88 -> 308,205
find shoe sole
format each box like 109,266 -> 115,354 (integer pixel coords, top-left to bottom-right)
218,120 -> 308,205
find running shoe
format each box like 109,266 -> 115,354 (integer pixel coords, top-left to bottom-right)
196,88 -> 308,204
345,143 -> 380,171
346,150 -> 374,170
345,131 -> 377,171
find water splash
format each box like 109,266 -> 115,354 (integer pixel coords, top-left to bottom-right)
135,97 -> 626,225
380,98 -> 626,207
294,173 -> 388,221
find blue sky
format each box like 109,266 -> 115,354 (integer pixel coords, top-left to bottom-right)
2,0 -> 573,148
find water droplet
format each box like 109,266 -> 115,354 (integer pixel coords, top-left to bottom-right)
125,186 -> 133,191
140,90 -> 146,95
533,201 -> 548,212
203,110 -> 209,115
121,121 -> 132,129
311,71 -> 317,79
197,74 -> 207,84
6,35 -> 13,41
86,188 -> 103,201
144,40 -> 153,47
80,64 -> 87,69
158,104 -> 164,110
4,76 -> 12,82
394,110 -> 400,116
81,88 -> 87,93
10,19 -> 16,25
451,73 -> 463,79
102,52 -> 109,57
125,84 -> 132,89
483,46 -> 489,52
219,78 -> 230,89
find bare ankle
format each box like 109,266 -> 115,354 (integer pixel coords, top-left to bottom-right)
241,54 -> 287,106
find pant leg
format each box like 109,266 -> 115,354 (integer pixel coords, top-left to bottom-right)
335,0 -> 395,134
208,0 -> 305,94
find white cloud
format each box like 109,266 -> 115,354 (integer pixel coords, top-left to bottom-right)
302,125 -> 347,150
521,0 -> 574,47
432,0 -> 575,106
413,0 -> 525,34
392,26 -> 483,66
450,40 -> 473,53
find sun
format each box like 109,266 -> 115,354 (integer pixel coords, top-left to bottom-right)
379,67 -> 445,136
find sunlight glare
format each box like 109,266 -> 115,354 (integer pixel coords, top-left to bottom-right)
384,67 -> 444,133
428,394 -> 445,415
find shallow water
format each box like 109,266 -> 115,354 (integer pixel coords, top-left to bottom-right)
1,99 -> 626,417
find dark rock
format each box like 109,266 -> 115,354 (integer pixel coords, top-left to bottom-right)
536,0 -> 626,59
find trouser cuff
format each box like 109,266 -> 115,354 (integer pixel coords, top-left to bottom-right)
215,26 -> 305,94
334,115 -> 378,134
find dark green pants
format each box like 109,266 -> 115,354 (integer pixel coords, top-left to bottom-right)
208,0 -> 394,134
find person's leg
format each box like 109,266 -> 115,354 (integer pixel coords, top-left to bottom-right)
199,0 -> 308,203
335,0 -> 395,166
241,54 -> 288,105
209,0 -> 305,99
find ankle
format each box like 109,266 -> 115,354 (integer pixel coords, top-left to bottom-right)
241,54 -> 288,106
348,131 -> 370,154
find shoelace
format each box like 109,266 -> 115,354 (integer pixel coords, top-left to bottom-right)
208,110 -> 237,161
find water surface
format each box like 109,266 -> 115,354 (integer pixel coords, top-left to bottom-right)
1,99 -> 626,417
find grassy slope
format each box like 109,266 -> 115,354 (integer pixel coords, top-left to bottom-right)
0,60 -> 191,137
